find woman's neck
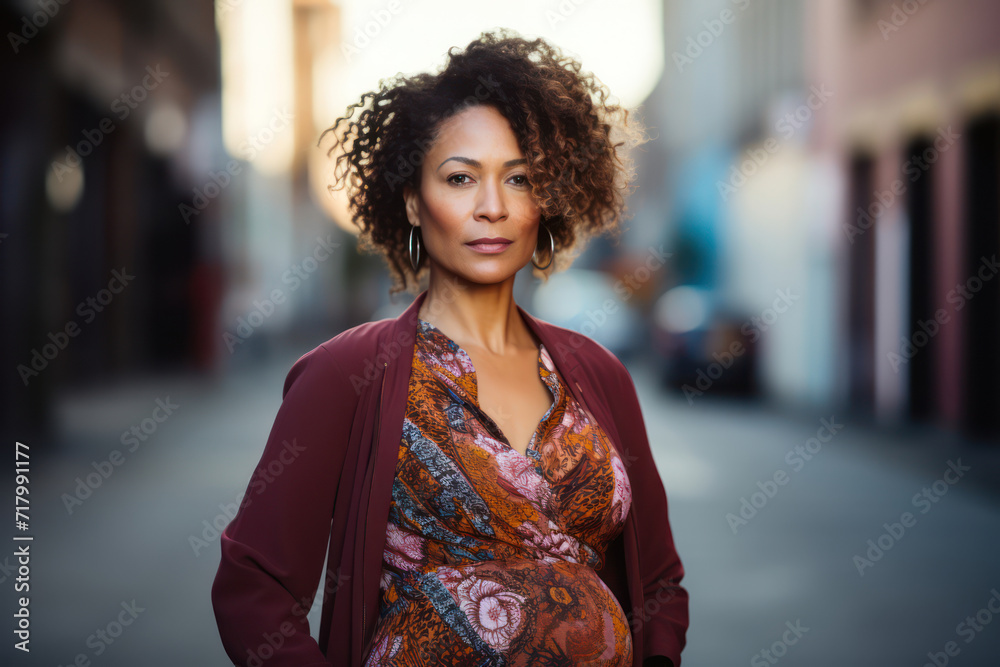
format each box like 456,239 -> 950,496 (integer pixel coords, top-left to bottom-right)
417,266 -> 534,356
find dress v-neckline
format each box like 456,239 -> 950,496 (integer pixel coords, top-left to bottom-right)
417,317 -> 560,459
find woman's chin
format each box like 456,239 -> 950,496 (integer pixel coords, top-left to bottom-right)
452,263 -> 523,286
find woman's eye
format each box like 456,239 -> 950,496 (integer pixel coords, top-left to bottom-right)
447,174 -> 528,186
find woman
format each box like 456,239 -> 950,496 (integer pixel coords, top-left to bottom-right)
212,29 -> 688,667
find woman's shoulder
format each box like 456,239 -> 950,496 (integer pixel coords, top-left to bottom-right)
533,316 -> 632,384
283,315 -> 399,398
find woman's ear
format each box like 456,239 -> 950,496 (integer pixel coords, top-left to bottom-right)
402,185 -> 420,228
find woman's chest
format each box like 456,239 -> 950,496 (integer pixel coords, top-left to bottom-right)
398,362 -> 632,561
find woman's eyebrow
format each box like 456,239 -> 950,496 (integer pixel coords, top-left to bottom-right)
437,156 -> 527,171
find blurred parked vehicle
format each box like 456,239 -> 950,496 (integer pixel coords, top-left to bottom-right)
651,285 -> 759,399
532,268 -> 645,360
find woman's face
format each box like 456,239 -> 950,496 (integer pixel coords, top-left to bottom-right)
403,104 -> 542,285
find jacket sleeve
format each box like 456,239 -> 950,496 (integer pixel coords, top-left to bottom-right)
211,344 -> 357,666
608,358 -> 689,666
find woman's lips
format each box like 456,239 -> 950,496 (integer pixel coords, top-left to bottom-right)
466,240 -> 512,254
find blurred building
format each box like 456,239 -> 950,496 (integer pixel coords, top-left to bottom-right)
636,0 -> 1000,441
0,0 -> 362,443
811,0 -> 1000,439
637,0 -> 832,405
1,0 -> 225,442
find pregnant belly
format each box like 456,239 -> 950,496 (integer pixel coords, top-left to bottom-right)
365,557 -> 633,667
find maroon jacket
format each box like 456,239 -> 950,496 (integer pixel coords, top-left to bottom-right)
212,289 -> 688,666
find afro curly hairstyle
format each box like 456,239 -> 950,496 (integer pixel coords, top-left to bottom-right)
318,27 -> 646,297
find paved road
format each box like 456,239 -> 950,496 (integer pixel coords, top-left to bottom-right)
5,345 -> 999,666
631,359 -> 1000,667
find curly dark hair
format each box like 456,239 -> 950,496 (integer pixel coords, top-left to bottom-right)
318,28 -> 646,296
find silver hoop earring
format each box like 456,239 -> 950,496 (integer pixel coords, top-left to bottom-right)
531,223 -> 554,271
409,225 -> 422,272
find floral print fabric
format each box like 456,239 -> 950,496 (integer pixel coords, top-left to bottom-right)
361,318 -> 634,666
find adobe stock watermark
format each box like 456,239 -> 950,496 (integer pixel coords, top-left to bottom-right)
843,124 -> 960,244
215,0 -> 244,17
717,83 -> 833,201
8,0 -> 71,54
532,244 -> 672,371
340,0 -> 406,63
878,0 -> 932,40
348,275 -> 469,394
382,75 -> 502,193
611,246 -> 672,302
223,234 -> 340,353
624,577 -> 684,635
615,446 -> 642,471
726,417 -> 844,534
672,0 -> 755,73
288,565 -> 350,629
920,587 -> 1000,667
544,0 -> 591,29
853,459 -> 971,576
50,65 -> 170,182
240,569 -> 348,667
231,566 -> 350,667
0,556 -> 18,586
570,245 -> 672,339
189,438 -> 306,557
54,600 -> 145,666
180,106 -> 294,224
519,246 -> 671,375
327,73 -> 502,196
682,288 -> 800,405
17,267 -> 135,386
887,255 -> 999,373
61,397 -> 180,515
392,575 -> 682,663
750,620 -> 809,666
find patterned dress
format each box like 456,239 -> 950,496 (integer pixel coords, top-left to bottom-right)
361,318 -> 634,666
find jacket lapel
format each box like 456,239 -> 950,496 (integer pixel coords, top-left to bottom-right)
359,291 -> 427,654
517,304 -> 625,459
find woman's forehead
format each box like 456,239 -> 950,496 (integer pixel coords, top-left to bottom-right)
428,106 -> 523,159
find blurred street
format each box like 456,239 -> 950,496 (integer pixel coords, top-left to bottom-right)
6,346 -> 999,667
4,1 -> 1000,665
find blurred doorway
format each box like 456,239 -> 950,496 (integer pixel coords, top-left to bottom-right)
847,152 -> 877,411
904,135 -> 937,421
961,112 -> 1000,440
